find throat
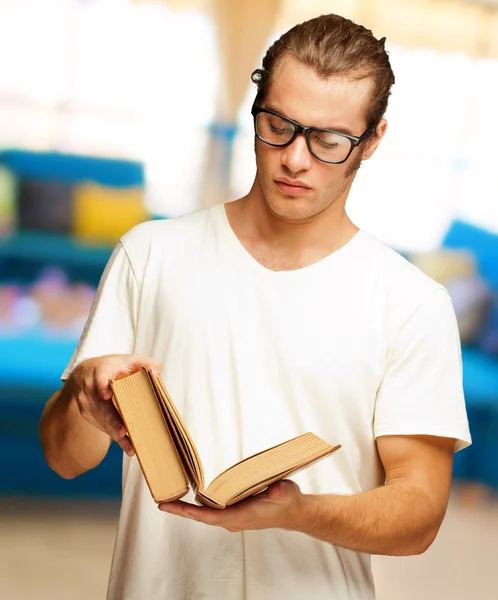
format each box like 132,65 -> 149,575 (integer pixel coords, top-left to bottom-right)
224,197 -> 359,272
243,241 -> 308,272
238,236 -> 345,272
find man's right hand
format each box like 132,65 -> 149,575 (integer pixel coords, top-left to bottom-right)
66,354 -> 163,456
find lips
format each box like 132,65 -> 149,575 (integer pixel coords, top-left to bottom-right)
275,178 -> 312,195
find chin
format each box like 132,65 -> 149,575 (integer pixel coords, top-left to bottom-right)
265,194 -> 327,223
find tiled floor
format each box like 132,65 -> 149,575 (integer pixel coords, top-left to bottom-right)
1,486 -> 497,600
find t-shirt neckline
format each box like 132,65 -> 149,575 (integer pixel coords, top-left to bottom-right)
213,202 -> 364,277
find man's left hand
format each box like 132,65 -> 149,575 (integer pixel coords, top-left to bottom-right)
158,480 -> 304,532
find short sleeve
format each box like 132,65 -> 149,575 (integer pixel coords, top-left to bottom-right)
61,242 -> 138,380
374,287 -> 472,452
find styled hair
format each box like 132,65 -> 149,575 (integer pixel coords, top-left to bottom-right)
252,14 -> 395,127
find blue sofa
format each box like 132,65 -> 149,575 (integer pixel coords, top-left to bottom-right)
442,220 -> 498,488
0,149 -> 144,497
1,146 -> 496,497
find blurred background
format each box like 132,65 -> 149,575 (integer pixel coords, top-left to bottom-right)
0,0 -> 497,598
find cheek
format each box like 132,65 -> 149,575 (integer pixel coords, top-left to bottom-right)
317,166 -> 348,191
255,143 -> 280,176
254,142 -> 267,170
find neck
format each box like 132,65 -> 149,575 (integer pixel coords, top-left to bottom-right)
227,178 -> 358,256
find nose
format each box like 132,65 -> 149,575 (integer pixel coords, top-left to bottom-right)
280,133 -> 313,173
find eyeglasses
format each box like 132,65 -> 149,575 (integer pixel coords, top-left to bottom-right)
251,104 -> 375,165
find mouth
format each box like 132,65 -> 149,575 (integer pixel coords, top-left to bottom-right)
274,178 -> 312,196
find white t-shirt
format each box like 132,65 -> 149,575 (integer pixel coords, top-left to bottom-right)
62,202 -> 471,600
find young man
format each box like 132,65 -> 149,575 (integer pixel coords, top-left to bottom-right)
39,14 -> 471,600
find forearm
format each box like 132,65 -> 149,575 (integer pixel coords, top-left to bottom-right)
296,481 -> 442,556
39,386 -> 111,479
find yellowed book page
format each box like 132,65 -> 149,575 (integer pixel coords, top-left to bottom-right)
110,370 -> 188,503
146,371 -> 202,492
150,372 -> 205,491
204,433 -> 340,507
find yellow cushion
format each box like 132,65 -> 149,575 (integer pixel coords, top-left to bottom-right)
73,183 -> 148,245
410,249 -> 476,285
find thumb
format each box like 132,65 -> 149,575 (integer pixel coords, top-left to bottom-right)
100,385 -> 113,400
268,481 -> 285,499
98,369 -> 131,399
269,479 -> 301,499
129,357 -> 163,375
268,479 -> 297,499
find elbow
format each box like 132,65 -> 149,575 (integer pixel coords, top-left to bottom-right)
38,389 -> 100,480
40,430 -> 108,480
39,426 -> 84,481
414,529 -> 439,555
48,459 -> 82,480
40,443 -> 82,480
53,467 -> 77,480
397,542 -> 431,557
45,451 -> 91,480
396,526 -> 440,557
415,514 -> 445,555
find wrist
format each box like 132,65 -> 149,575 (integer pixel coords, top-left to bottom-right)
293,493 -> 336,542
292,492 -> 320,534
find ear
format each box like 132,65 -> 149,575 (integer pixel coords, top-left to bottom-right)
362,118 -> 388,161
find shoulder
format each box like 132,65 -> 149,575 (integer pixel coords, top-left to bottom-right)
358,229 -> 446,297
110,206 -> 218,283
121,206 -> 214,248
356,230 -> 454,328
117,205 -> 216,264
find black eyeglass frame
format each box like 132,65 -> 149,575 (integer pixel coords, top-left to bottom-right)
251,104 -> 376,165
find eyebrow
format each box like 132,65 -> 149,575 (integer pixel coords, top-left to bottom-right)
263,103 -> 356,136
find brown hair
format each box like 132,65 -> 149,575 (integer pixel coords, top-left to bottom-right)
252,14 -> 395,127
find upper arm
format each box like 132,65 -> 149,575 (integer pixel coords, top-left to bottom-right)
377,434 -> 455,521
374,287 -> 471,452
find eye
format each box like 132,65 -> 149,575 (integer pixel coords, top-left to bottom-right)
269,118 -> 293,137
315,138 -> 339,149
269,122 -> 285,134
311,130 -> 348,148
256,111 -> 295,145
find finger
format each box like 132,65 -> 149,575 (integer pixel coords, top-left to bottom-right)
159,501 -> 220,523
95,364 -> 138,399
158,501 -> 192,516
95,358 -> 163,398
267,481 -> 285,499
129,358 -> 163,375
126,363 -> 146,376
114,369 -> 134,381
148,359 -> 163,374
98,400 -> 127,438
96,411 -> 135,457
94,366 -> 114,400
100,419 -> 135,457
116,435 -> 135,457
78,395 -> 134,457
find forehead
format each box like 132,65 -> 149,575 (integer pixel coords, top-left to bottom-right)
265,55 -> 373,131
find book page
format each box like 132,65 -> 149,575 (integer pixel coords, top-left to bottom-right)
204,432 -> 340,507
110,370 -> 189,503
148,371 -> 205,492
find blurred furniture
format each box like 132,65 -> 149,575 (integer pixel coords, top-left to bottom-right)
0,149 -> 146,498
442,220 -> 498,490
1,148 -> 497,495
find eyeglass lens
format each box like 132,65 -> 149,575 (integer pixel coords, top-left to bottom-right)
255,112 -> 352,163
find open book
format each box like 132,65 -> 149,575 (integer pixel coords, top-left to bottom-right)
110,368 -> 341,509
